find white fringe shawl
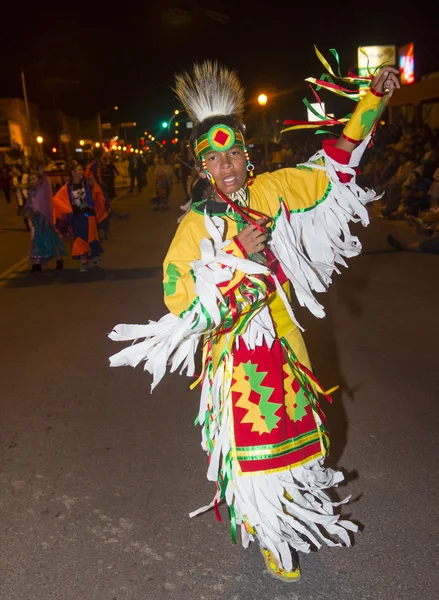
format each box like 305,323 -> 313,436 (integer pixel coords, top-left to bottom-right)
270,135 -> 377,319
109,214 -> 268,390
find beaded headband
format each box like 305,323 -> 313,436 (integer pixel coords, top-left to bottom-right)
196,123 -> 255,188
194,124 -> 245,159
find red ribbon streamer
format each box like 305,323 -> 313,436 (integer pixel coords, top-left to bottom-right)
213,184 -> 267,233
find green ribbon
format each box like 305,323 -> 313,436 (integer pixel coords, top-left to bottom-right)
303,97 -> 326,120
329,48 -> 343,78
224,451 -> 237,543
204,407 -> 214,455
316,72 -> 335,91
315,129 -> 338,136
281,338 -> 318,408
229,505 -> 237,544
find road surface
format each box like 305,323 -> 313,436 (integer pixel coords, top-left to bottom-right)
0,177 -> 437,600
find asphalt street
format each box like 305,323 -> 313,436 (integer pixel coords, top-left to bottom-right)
0,176 -> 438,600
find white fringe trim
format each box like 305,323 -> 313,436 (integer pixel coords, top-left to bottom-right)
109,213 -> 269,390
191,396 -> 357,570
190,353 -> 357,569
270,135 -> 379,319
231,458 -> 358,571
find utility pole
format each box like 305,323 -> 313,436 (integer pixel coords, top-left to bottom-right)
21,70 -> 33,166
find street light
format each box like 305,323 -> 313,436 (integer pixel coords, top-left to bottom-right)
36,136 -> 43,144
79,139 -> 85,146
258,94 -> 269,166
52,147 -> 57,153
95,142 -> 100,148
174,109 -> 180,115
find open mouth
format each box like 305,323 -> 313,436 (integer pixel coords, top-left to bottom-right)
222,175 -> 237,187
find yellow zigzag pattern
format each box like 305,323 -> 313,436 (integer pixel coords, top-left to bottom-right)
232,365 -> 269,435
283,363 -> 309,422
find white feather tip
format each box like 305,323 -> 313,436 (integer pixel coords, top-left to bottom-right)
173,60 -> 245,124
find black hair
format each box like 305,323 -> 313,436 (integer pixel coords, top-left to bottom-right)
69,161 -> 81,177
190,114 -> 243,165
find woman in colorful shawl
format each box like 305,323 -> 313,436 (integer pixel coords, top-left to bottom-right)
25,169 -> 66,273
53,163 -> 103,272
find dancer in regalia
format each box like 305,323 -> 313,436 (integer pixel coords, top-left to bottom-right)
110,53 -> 399,582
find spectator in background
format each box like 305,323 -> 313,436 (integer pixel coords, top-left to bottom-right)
173,151 -> 181,182
25,168 -> 66,273
392,169 -> 429,218
128,153 -> 143,194
379,151 -> 418,217
52,163 -> 103,272
379,151 -> 399,186
86,150 -> 111,240
428,167 -> 439,209
138,155 -> 148,189
10,165 -> 30,231
101,153 -> 119,199
0,167 -> 11,204
420,143 -> 438,181
154,156 -> 173,191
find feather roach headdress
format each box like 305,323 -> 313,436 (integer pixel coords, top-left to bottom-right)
173,60 -> 256,194
173,61 -> 245,124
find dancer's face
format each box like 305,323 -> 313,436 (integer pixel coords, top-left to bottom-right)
202,146 -> 247,197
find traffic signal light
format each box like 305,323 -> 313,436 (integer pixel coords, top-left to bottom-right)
162,122 -> 168,128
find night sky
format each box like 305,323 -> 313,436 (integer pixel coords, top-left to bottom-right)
2,1 -> 438,130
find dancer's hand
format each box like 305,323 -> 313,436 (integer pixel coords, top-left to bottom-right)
235,219 -> 268,254
371,67 -> 400,98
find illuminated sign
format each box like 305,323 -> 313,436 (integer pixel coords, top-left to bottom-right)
357,45 -> 396,76
399,43 -> 415,85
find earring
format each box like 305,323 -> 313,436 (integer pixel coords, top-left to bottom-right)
202,158 -> 215,184
244,147 -> 255,186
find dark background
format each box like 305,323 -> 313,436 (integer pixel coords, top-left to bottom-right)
2,1 -> 438,128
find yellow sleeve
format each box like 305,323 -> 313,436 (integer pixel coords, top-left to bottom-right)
163,216 -> 202,317
163,213 -> 249,317
249,163 -> 331,218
